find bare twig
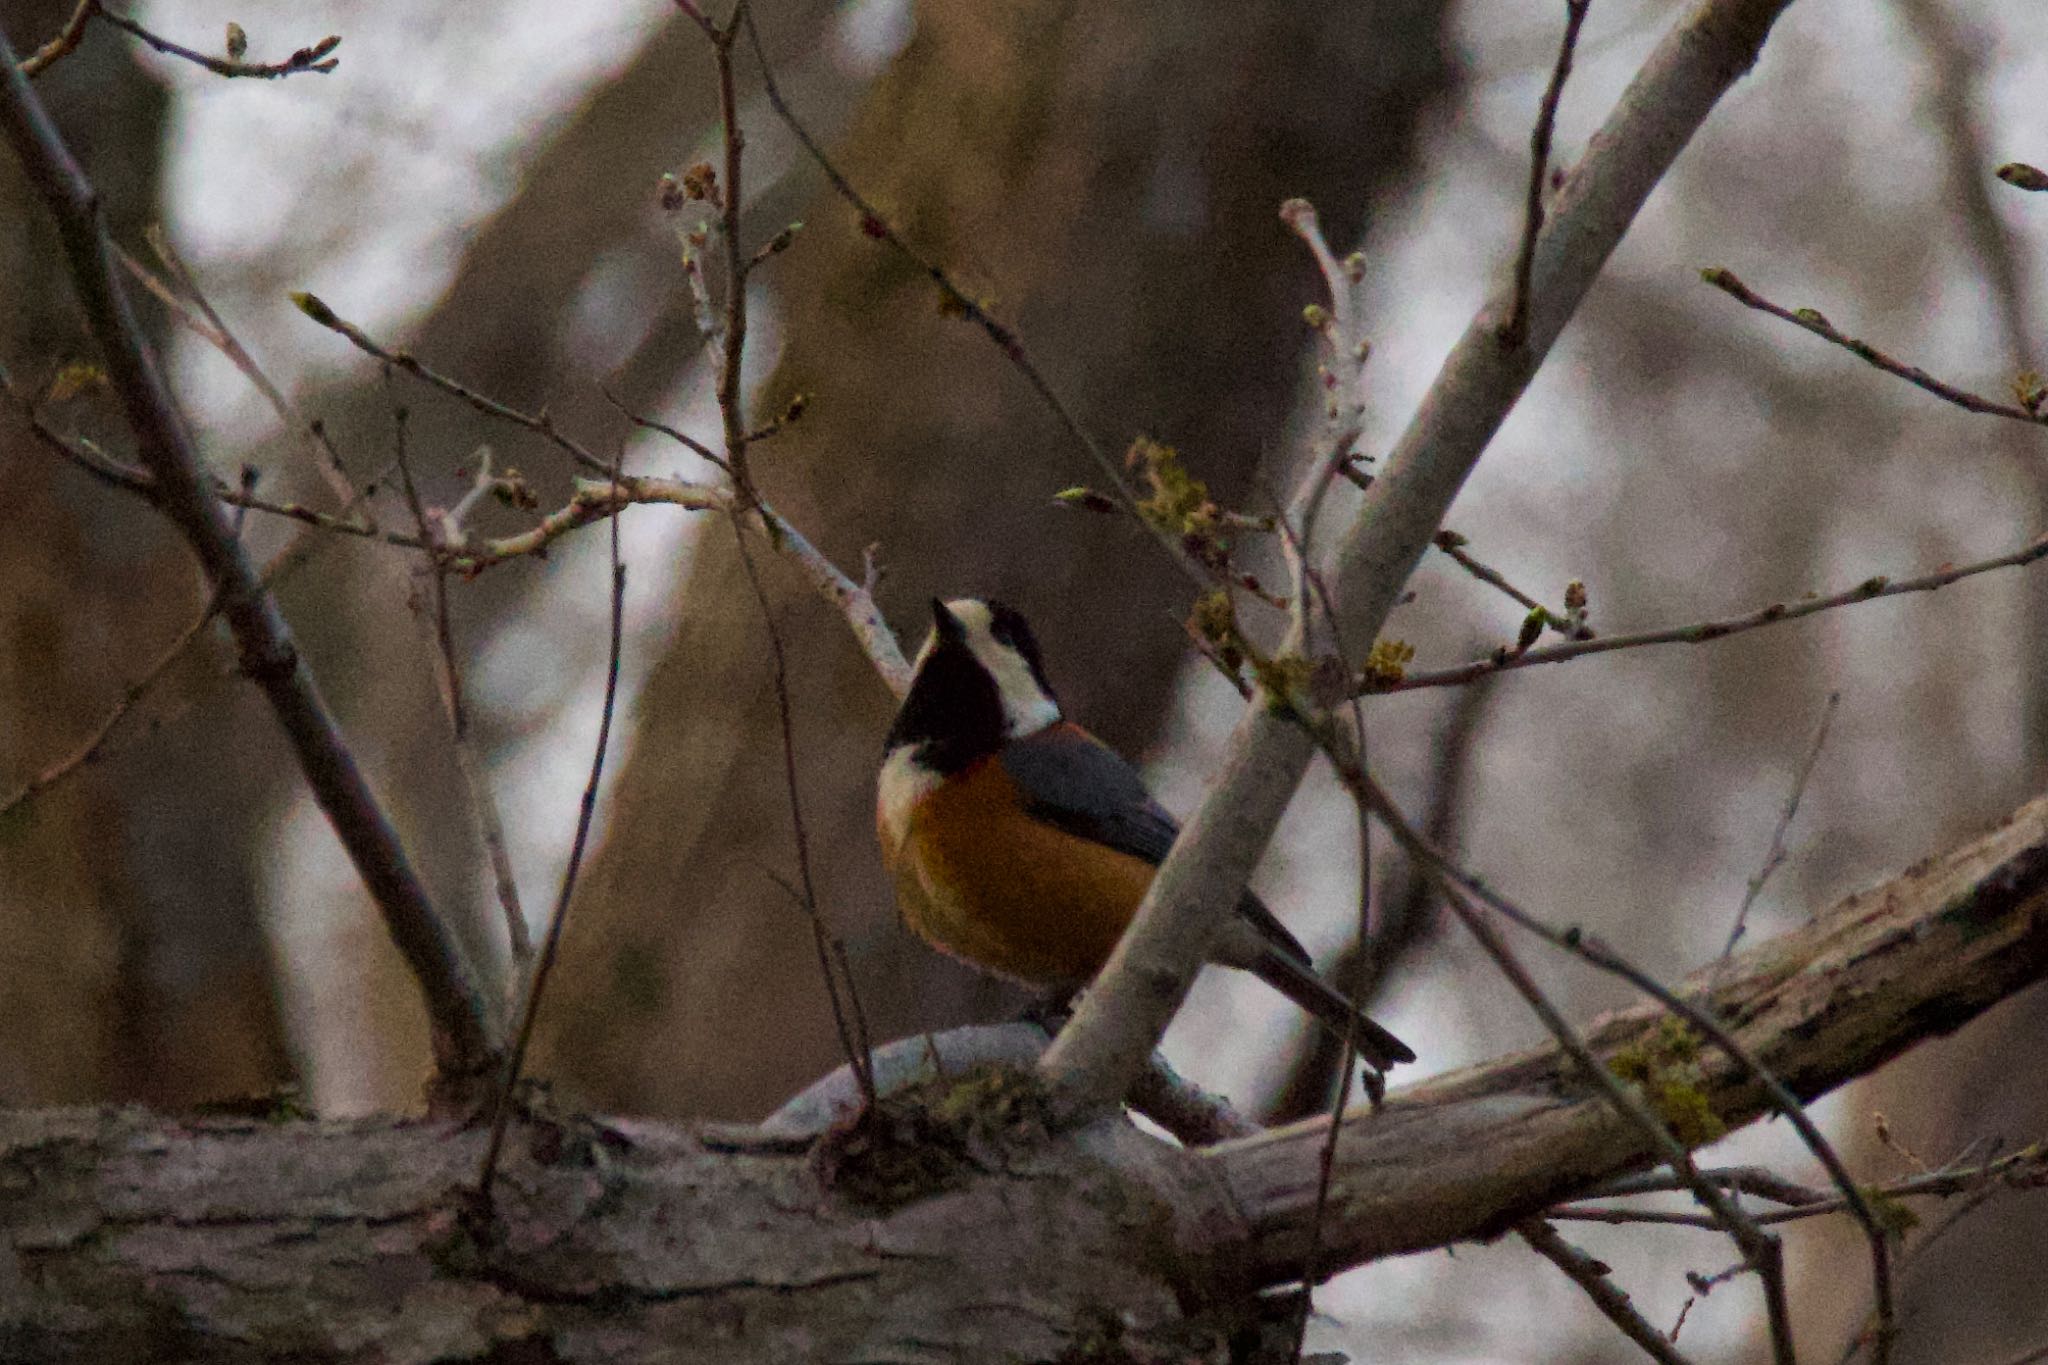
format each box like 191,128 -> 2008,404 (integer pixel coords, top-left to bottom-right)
1368,531 -> 2048,693
1431,529 -> 1591,641
1356,766 -> 1894,1364
1520,1216 -> 1698,1365
734,7 -> 1216,594
1269,677 -> 1489,1124
0,592 -> 215,822
477,452 -> 629,1208
1502,0 -> 1593,348
1895,0 -> 2038,376
16,0 -> 94,78
1354,762 -> 1799,1362
0,28 -> 499,1098
92,5 -> 339,79
1723,691 -> 1838,959
710,5 -> 754,497
1704,267 -> 2048,429
291,293 -> 611,476
732,518 -> 875,1107
1554,1143 -> 2048,1228
122,231 -> 366,525
388,399 -> 532,985
599,384 -> 728,472
1261,495 -> 1377,1359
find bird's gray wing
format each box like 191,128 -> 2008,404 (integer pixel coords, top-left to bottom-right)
999,724 -> 1315,962
998,723 -> 1181,866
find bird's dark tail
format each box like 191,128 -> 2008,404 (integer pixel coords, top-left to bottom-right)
1250,950 -> 1416,1072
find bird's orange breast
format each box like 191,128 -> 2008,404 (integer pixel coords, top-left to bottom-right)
881,757 -> 1154,987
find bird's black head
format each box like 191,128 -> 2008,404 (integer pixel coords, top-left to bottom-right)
884,598 -> 1060,773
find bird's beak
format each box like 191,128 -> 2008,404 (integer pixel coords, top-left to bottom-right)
930,598 -> 963,641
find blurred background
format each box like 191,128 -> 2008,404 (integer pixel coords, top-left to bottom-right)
3,0 -> 2047,1358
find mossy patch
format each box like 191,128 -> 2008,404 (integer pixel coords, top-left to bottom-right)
812,1064 -> 1058,1212
1607,1016 -> 1726,1148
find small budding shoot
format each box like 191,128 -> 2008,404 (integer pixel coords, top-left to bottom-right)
225,22 -> 248,59
2013,371 -> 2045,417
1190,588 -> 1244,672
680,161 -> 719,205
44,361 -> 106,402
1052,486 -> 1121,516
935,287 -> 995,321
1126,436 -> 1220,550
289,291 -> 339,329
1361,637 -> 1416,688
1995,162 -> 2048,193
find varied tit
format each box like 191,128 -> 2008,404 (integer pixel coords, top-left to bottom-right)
876,598 -> 1415,1072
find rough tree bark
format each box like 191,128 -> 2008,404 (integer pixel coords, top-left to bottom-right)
5,792 -> 2044,1363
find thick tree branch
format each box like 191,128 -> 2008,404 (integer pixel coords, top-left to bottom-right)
0,30 -> 500,1098
1214,793 -> 2048,1285
4,792 -> 2045,1361
1040,0 -> 1801,1113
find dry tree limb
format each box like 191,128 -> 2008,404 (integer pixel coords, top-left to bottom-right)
1519,1216 -> 1697,1365
0,32 -> 501,1101
7,791 -> 2047,1362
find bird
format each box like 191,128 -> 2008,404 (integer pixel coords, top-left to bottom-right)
876,597 -> 1415,1072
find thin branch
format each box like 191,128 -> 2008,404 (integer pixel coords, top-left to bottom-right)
122,230 -> 366,525
734,6 -> 1214,595
477,452 -> 629,1209
1723,691 -> 1838,960
1037,0 -> 1802,1118
388,401 -> 532,985
1587,1165 -> 1830,1207
92,5 -> 340,80
1431,529 -> 1591,641
1339,738 -> 1799,1362
0,593 -> 215,822
0,28 -> 499,1099
1356,767 -> 1895,1364
1269,677 -> 1490,1124
1502,0 -> 1593,348
214,462 -> 914,692
0,359 -> 159,498
598,384 -> 729,473
1703,267 -> 2048,428
1895,0 -> 2038,375
731,518 -> 875,1107
1369,530 -> 2048,693
711,3 -> 753,497
1520,1217 -> 1698,1365
16,0 -> 94,78
1553,1143 -> 2048,1228
290,293 -> 611,476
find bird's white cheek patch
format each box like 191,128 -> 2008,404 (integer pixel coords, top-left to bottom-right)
877,746 -> 944,855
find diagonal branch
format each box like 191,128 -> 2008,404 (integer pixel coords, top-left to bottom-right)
1040,0 -> 1803,1115
1209,791 -> 2048,1286
0,30 -> 500,1101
